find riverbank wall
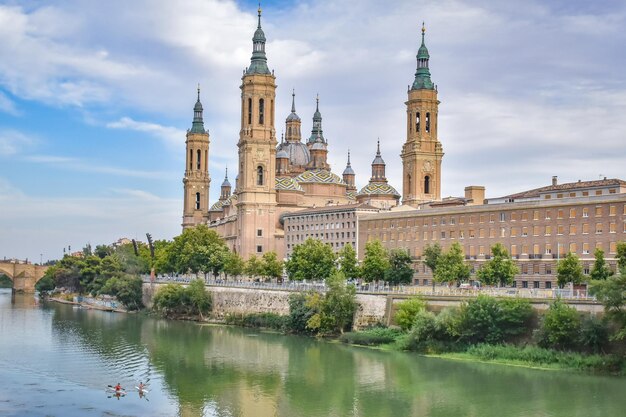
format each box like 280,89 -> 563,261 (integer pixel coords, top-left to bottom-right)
142,283 -> 604,328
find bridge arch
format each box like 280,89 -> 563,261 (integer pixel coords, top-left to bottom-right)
0,262 -> 48,293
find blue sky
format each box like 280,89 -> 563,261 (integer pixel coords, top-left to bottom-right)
1,0 -> 625,262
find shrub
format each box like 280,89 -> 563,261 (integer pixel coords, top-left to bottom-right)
287,292 -> 316,335
339,327 -> 402,346
403,310 -> 438,352
579,315 -> 609,354
35,275 -> 55,293
498,298 -> 534,339
152,280 -> 212,318
435,307 -> 462,340
536,299 -> 581,350
394,297 -> 427,331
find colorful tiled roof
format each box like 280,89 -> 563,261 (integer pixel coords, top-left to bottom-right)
275,177 -> 304,192
357,182 -> 400,198
295,169 -> 345,185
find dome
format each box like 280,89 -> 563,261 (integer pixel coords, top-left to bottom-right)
295,169 -> 345,185
286,112 -> 300,122
343,165 -> 355,176
357,183 -> 400,198
276,149 -> 289,159
210,200 -> 225,211
311,141 -> 326,151
221,178 -> 232,187
275,177 -> 304,192
278,142 -> 310,166
347,190 -> 357,200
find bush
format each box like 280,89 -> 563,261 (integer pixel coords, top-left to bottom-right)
100,275 -> 144,311
402,310 -> 439,352
152,280 -> 212,318
339,327 -> 402,346
287,292 -> 317,335
536,299 -> 581,350
579,315 -> 609,354
35,275 -> 55,293
498,298 -> 534,340
394,297 -> 427,331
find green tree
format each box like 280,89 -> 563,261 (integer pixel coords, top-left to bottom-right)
34,275 -> 55,293
100,275 -> 144,311
385,248 -> 414,285
360,240 -> 389,283
476,243 -> 519,286
260,251 -> 283,281
433,242 -> 470,286
223,251 -> 245,280
94,244 -> 112,259
590,270 -> 626,340
152,239 -> 175,274
615,242 -> 626,271
590,248 -> 613,281
244,255 -> 262,279
423,243 -> 442,291
186,279 -> 212,319
338,243 -> 359,279
536,299 -> 581,350
394,297 -> 427,331
306,271 -> 357,335
285,238 -> 336,281
166,225 -> 229,276
557,252 -> 584,287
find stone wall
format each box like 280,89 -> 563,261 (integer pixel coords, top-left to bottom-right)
142,283 -> 388,328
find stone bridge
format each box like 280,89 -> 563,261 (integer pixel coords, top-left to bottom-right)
0,260 -> 48,293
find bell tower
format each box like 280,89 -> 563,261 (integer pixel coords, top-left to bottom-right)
401,23 -> 444,206
236,6 -> 278,257
182,86 -> 210,228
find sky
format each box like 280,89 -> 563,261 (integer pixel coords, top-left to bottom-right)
0,0 -> 625,262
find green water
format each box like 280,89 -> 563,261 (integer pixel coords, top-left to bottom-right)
1,289 -> 625,417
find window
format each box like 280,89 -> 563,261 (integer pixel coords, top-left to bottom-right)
545,195 -> 552,200
425,112 -> 431,132
610,205 -> 616,216
569,192 -> 576,197
258,98 -> 265,124
195,192 -> 201,210
557,225 -> 564,235
196,149 -> 201,170
533,226 -> 540,236
569,242 -> 577,253
415,112 -> 420,132
511,212 -> 518,221
583,207 -> 589,217
557,193 -> 564,199
596,223 -> 603,234
545,244 -> 552,254
557,209 -> 564,219
500,228 -> 506,237
595,206 -> 602,217
610,242 -> 617,254
610,188 -> 617,194
257,245 -> 263,253
511,228 -> 518,237
469,229 -> 475,238
522,281 -> 528,288
522,212 -> 529,221
546,281 -> 552,289
610,222 -> 616,233
582,243 -> 589,255
534,281 -> 540,289
511,245 -> 518,256
533,244 -> 540,255
479,228 -> 485,238
569,225 -> 576,235
247,98 -> 252,124
533,210 -> 539,221
596,190 -> 603,196
582,191 -> 589,197
545,210 -> 552,220
489,228 -> 495,238
546,265 -> 552,275
500,212 -> 506,222
522,227 -> 528,237
545,225 -> 552,236
479,215 -> 485,223
569,208 -> 576,218
583,223 -> 589,234
489,214 -> 495,223
189,149 -> 193,169
424,176 -> 430,194
257,229 -> 263,237
257,166 -> 264,185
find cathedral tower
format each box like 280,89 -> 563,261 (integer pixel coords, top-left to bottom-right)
236,6 -> 278,257
182,87 -> 210,228
401,24 -> 444,206
342,150 -> 356,193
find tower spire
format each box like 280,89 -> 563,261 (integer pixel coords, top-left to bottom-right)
291,89 -> 296,113
412,22 -> 434,90
190,85 -> 205,134
246,4 -> 270,75
308,94 -> 325,144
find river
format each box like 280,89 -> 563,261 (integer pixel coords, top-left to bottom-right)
1,288 -> 625,417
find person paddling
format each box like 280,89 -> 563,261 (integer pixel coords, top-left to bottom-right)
138,382 -> 145,391
115,383 -> 122,392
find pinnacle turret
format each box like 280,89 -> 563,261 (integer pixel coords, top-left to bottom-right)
411,22 -> 434,90
190,85 -> 206,134
246,6 -> 271,75
307,94 -> 326,144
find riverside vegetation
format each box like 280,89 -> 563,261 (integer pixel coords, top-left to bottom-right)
35,225 -> 626,374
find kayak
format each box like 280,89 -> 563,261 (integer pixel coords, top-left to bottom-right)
106,387 -> 126,395
135,386 -> 150,393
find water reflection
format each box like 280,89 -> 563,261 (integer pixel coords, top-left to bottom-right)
42,298 -> 626,417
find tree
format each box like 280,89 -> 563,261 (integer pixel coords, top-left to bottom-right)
385,248 -> 414,285
536,299 -> 581,350
338,243 -> 359,279
260,251 -> 283,281
165,225 -> 229,276
223,251 -> 245,280
433,242 -> 470,286
35,275 -> 55,293
394,297 -> 427,331
590,248 -> 613,281
476,243 -> 519,286
100,275 -> 144,311
186,279 -> 212,319
245,255 -> 262,279
94,244 -> 112,259
285,238 -> 336,281
590,270 -> 626,340
360,240 -> 389,283
616,242 -> 626,271
423,243 -> 442,291
557,252 -> 583,287
305,271 -> 357,335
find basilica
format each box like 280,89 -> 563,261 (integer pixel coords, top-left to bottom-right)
182,8 -> 444,260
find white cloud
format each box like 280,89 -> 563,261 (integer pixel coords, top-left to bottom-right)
0,130 -> 35,156
0,91 -> 19,115
106,117 -> 185,148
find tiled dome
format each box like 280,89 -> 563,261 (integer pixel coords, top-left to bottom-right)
357,183 -> 400,198
275,177 -> 304,192
295,169 -> 345,185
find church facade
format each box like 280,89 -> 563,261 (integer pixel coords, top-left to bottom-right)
182,9 -> 442,260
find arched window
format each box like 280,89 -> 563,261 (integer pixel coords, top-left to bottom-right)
424,175 -> 430,194
416,112 -> 420,132
195,192 -> 201,210
204,150 -> 207,170
257,166 -> 264,186
288,126 -> 292,136
247,98 -> 252,125
196,149 -> 201,170
426,112 -> 431,133
409,113 -> 412,133
259,98 -> 265,125
408,174 -> 412,192
189,149 -> 193,170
